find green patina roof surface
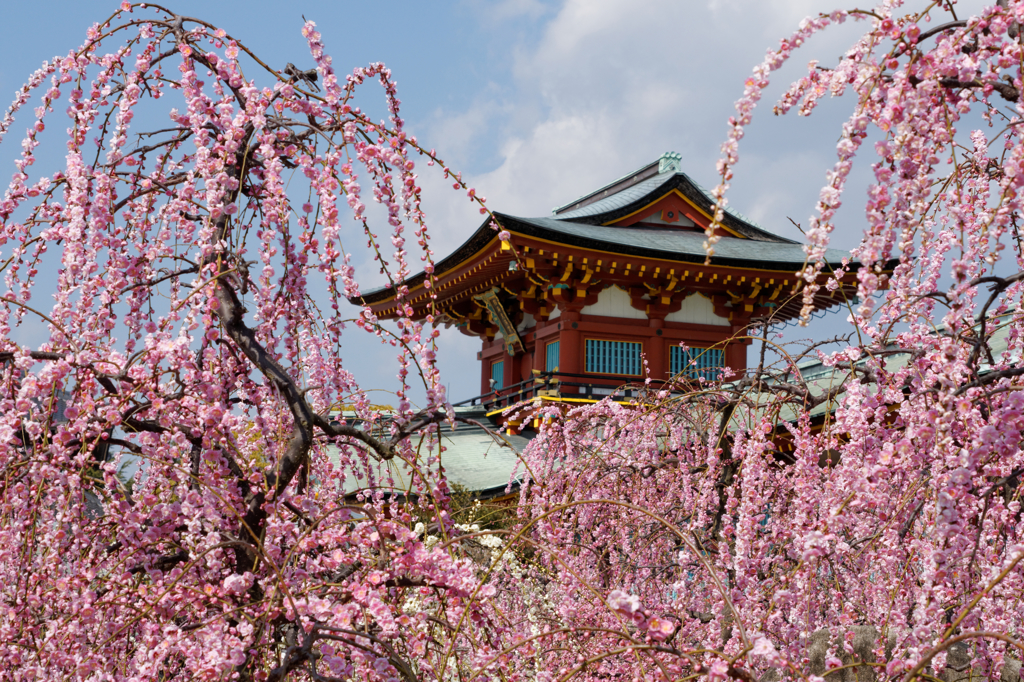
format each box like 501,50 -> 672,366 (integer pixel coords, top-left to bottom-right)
328,406 -> 533,498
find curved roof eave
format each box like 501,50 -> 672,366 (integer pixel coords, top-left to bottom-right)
494,214 -> 846,270
353,212 -> 873,306
353,215 -> 500,305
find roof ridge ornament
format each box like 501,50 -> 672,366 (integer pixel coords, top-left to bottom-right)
658,151 -> 682,174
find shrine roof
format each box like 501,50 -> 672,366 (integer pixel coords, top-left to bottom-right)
552,167 -> 796,244
353,153 -> 857,306
330,406 -> 532,499
553,169 -> 700,219
355,211 -> 850,305
495,214 -> 846,271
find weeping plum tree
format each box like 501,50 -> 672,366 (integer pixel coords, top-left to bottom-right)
5,1 -> 1024,681
0,3 -> 501,679
495,1 -> 1024,681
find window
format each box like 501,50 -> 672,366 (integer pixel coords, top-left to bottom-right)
585,339 -> 642,376
490,360 -> 504,390
545,341 -> 560,372
670,346 -> 724,381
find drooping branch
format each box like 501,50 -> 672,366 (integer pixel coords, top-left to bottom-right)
916,20 -> 968,43
936,77 -> 1020,103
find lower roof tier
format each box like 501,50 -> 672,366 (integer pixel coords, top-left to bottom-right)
354,211 -> 891,335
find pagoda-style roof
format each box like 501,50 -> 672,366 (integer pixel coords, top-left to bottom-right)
352,153 -> 879,332
330,406 -> 532,500
550,153 -> 794,243
478,214 -> 848,271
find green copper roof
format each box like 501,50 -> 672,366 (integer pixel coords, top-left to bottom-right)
329,407 -> 533,499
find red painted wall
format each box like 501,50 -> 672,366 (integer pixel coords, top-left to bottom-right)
476,310 -> 751,398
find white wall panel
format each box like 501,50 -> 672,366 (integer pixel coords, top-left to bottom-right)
581,286 -> 645,319
665,293 -> 730,326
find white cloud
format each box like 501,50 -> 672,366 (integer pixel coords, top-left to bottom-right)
467,0 -> 550,22
424,0 -> 866,224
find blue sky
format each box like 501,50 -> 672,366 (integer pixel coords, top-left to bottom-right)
0,0 -> 963,404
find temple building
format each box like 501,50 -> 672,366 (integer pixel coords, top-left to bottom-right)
354,152 -> 862,413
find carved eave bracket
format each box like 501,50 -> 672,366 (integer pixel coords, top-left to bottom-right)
474,288 -> 524,355
517,283 -> 555,322
628,284 -> 689,319
542,265 -> 602,313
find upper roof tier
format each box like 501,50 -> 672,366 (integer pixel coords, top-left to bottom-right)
353,153 -> 877,326
549,151 -> 794,243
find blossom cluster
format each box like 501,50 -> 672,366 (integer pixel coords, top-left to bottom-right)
482,2 -> 1024,679
0,6 -> 499,680
7,1 -> 1024,680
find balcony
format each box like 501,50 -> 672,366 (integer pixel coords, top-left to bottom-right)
453,370 -> 689,412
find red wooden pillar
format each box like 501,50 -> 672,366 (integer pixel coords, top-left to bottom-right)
647,318 -> 667,382
726,334 -> 748,375
520,351 -> 534,383
507,350 -> 520,391
559,311 -> 582,393
534,338 -> 547,373
558,314 -> 582,373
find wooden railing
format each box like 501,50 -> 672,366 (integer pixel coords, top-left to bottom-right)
452,371 -> 675,411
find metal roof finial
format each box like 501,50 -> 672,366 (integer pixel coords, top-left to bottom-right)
658,151 -> 682,174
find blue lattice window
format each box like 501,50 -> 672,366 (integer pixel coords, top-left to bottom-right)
545,341 -> 560,372
585,339 -> 642,376
491,360 -> 504,390
670,346 -> 724,381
